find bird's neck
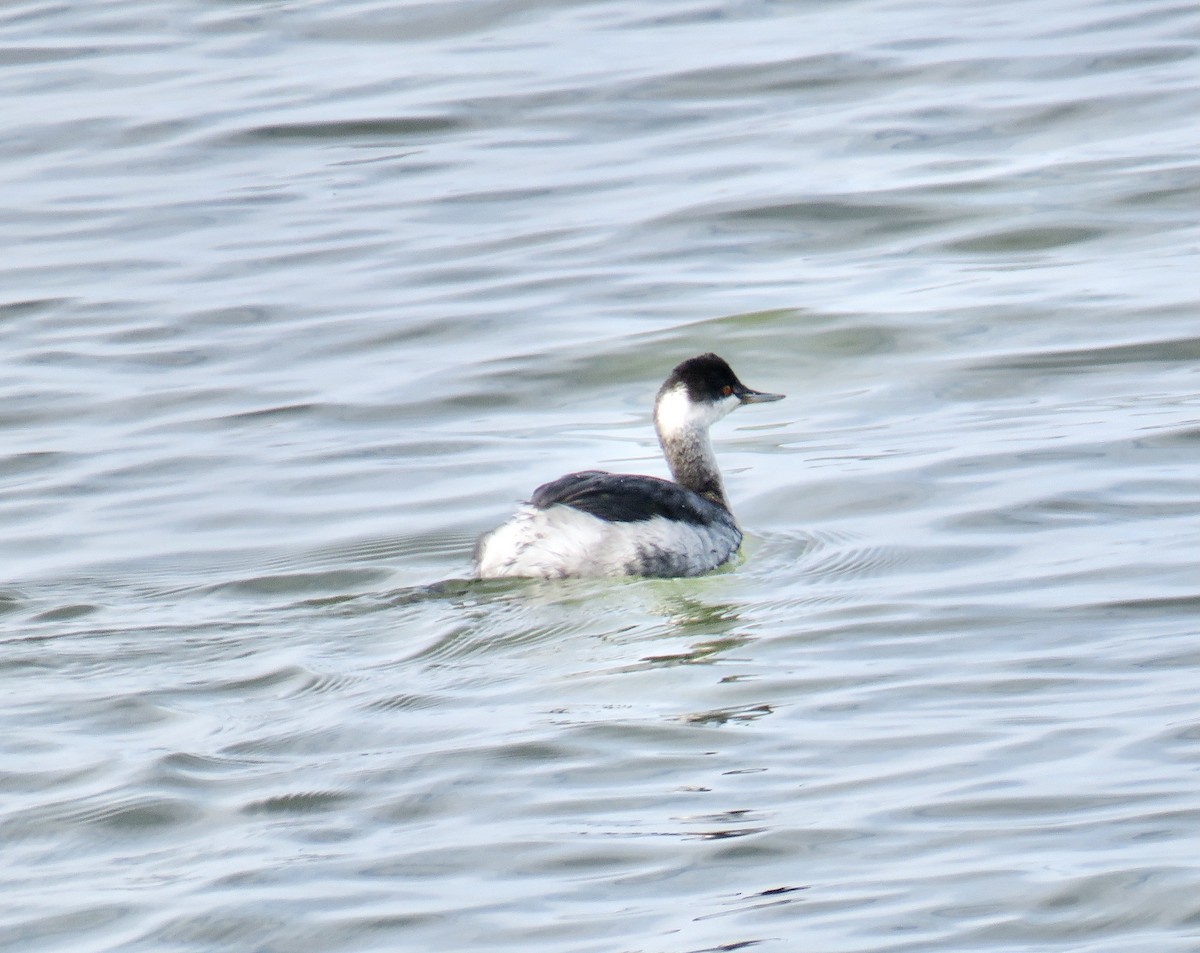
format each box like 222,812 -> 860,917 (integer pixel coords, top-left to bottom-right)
659,426 -> 729,511
654,385 -> 734,511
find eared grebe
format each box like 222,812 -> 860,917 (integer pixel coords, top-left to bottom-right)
475,353 -> 784,579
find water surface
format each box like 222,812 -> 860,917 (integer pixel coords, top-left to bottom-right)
4,1 -> 1200,951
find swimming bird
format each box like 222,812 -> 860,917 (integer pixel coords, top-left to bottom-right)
475,353 -> 783,578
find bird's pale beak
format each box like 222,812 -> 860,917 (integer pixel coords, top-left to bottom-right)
735,386 -> 785,404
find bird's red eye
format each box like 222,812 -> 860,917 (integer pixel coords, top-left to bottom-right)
722,385 -> 733,396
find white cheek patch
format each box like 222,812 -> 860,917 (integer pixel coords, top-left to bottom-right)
655,386 -> 738,441
654,385 -> 692,440
714,393 -> 739,421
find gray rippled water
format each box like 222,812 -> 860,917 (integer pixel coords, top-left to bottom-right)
4,0 -> 1200,951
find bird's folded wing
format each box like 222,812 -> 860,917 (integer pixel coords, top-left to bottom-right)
530,470 -> 721,526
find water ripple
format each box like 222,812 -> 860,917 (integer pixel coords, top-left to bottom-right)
4,0 -> 1200,951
